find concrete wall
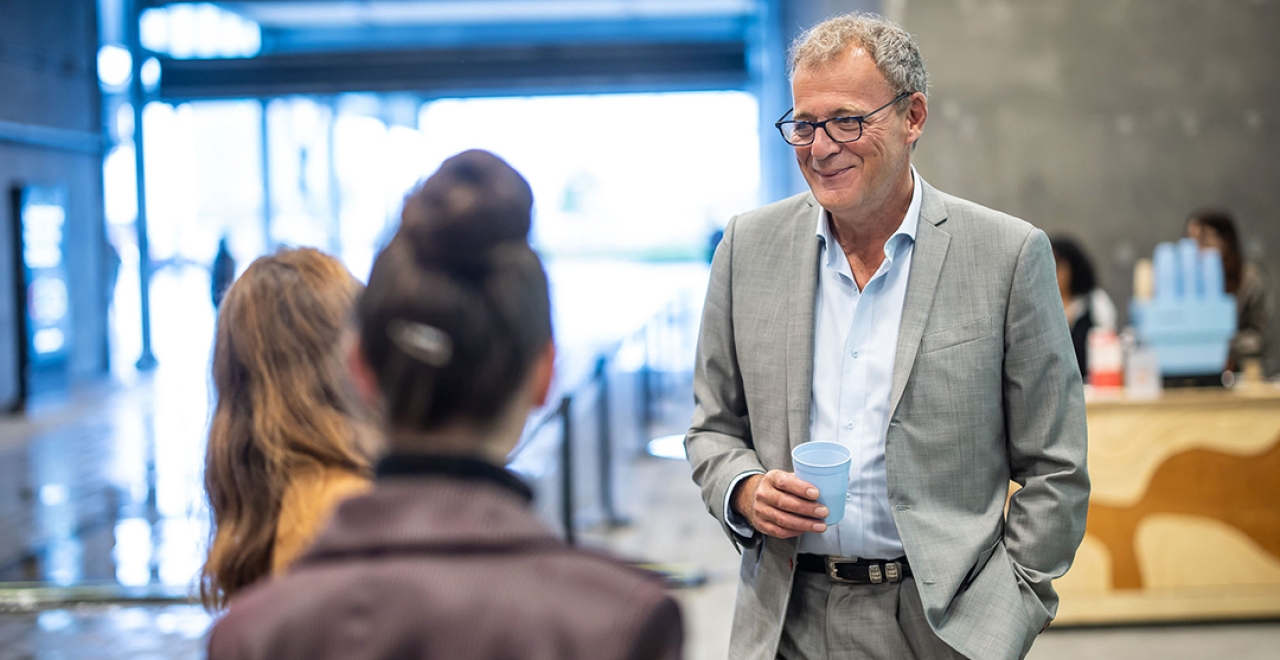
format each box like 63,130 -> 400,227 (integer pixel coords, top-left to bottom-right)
764,0 -> 1279,373
0,0 -> 107,410
903,0 -> 1280,372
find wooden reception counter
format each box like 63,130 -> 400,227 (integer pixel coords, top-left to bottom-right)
1052,382 -> 1280,625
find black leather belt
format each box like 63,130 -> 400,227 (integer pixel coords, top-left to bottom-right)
796,554 -> 912,584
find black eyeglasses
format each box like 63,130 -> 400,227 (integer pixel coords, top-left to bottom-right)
775,91 -> 911,146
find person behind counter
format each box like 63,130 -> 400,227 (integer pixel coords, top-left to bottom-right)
201,247 -> 377,610
207,150 -> 683,660
1186,209 -> 1273,371
1050,236 -> 1117,376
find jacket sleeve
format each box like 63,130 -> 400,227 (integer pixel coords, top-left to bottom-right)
207,613 -> 258,660
684,216 -> 766,548
1001,228 -> 1091,623
624,594 -> 685,660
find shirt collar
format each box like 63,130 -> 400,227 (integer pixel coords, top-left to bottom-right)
815,166 -> 922,266
376,453 -> 534,503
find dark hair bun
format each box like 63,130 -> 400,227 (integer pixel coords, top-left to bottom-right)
400,150 -> 534,272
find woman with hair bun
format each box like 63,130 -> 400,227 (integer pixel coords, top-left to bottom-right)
208,150 -> 683,660
201,247 -> 377,610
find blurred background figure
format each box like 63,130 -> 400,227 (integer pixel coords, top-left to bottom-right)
1186,209 -> 1274,371
207,150 -> 683,660
1051,236 -> 1117,376
201,247 -> 377,610
211,237 -> 237,310
104,239 -> 122,310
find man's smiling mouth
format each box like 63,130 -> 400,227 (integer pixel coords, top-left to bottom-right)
814,165 -> 854,178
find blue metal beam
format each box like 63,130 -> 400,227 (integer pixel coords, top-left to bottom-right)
257,16 -> 750,54
156,41 -> 748,100
0,120 -> 104,154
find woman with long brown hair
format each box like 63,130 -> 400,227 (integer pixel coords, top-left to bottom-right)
201,247 -> 377,609
207,150 -> 682,660
1187,209 -> 1274,370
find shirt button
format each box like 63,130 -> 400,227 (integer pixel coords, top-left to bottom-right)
846,493 -> 853,501
845,422 -> 854,429
851,350 -> 859,358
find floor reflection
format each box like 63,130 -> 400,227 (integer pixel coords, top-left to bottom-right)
2,267 -> 213,590
0,605 -> 213,659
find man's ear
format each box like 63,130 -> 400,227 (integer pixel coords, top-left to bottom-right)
345,332 -> 381,407
905,91 -> 928,147
529,341 -> 556,407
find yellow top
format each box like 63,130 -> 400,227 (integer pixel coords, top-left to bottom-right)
272,466 -> 371,575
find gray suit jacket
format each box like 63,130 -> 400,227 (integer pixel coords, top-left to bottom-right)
208,474 -> 683,660
685,180 -> 1089,660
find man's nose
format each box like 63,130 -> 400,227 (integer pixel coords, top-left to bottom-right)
809,125 -> 843,157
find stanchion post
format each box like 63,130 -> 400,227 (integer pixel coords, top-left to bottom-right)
640,324 -> 653,436
596,356 -> 623,527
558,394 -> 574,546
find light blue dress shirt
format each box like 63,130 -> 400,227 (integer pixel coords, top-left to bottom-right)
725,168 -> 922,560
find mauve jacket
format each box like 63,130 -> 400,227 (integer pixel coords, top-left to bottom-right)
208,455 -> 683,660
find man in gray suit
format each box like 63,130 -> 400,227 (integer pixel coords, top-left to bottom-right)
685,13 -> 1089,660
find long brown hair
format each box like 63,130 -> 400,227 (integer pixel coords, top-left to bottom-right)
1189,209 -> 1244,294
201,247 -> 375,609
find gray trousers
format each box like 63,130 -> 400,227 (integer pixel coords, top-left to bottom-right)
776,572 -> 969,660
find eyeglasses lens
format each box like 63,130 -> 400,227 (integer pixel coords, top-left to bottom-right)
784,124 -> 813,144
781,118 -> 863,145
826,118 -> 863,142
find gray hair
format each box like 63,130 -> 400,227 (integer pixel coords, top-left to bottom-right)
789,12 -> 929,100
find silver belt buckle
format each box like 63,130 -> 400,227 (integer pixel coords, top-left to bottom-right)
824,556 -> 860,584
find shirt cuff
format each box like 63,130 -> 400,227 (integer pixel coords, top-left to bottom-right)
723,470 -> 765,538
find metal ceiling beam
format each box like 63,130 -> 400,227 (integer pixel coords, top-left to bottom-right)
0,120 -> 104,154
145,0 -> 754,25
257,16 -> 748,54
156,41 -> 748,100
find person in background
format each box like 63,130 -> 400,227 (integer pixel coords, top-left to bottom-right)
1050,236 -> 1117,376
201,247 -> 377,610
1187,209 -> 1273,371
211,236 -> 237,309
104,239 -> 121,308
207,150 -> 683,660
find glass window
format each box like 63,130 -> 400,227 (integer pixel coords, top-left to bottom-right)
417,91 -> 760,260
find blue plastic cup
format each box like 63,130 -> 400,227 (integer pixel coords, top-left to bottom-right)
791,441 -> 852,525
1153,242 -> 1178,301
1178,238 -> 1202,298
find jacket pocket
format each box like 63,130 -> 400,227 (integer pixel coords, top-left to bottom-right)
920,317 -> 991,354
960,536 -> 1002,593
739,539 -> 765,584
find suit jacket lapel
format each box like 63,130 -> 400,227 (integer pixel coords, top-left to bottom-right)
890,181 -> 950,418
786,195 -> 820,457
